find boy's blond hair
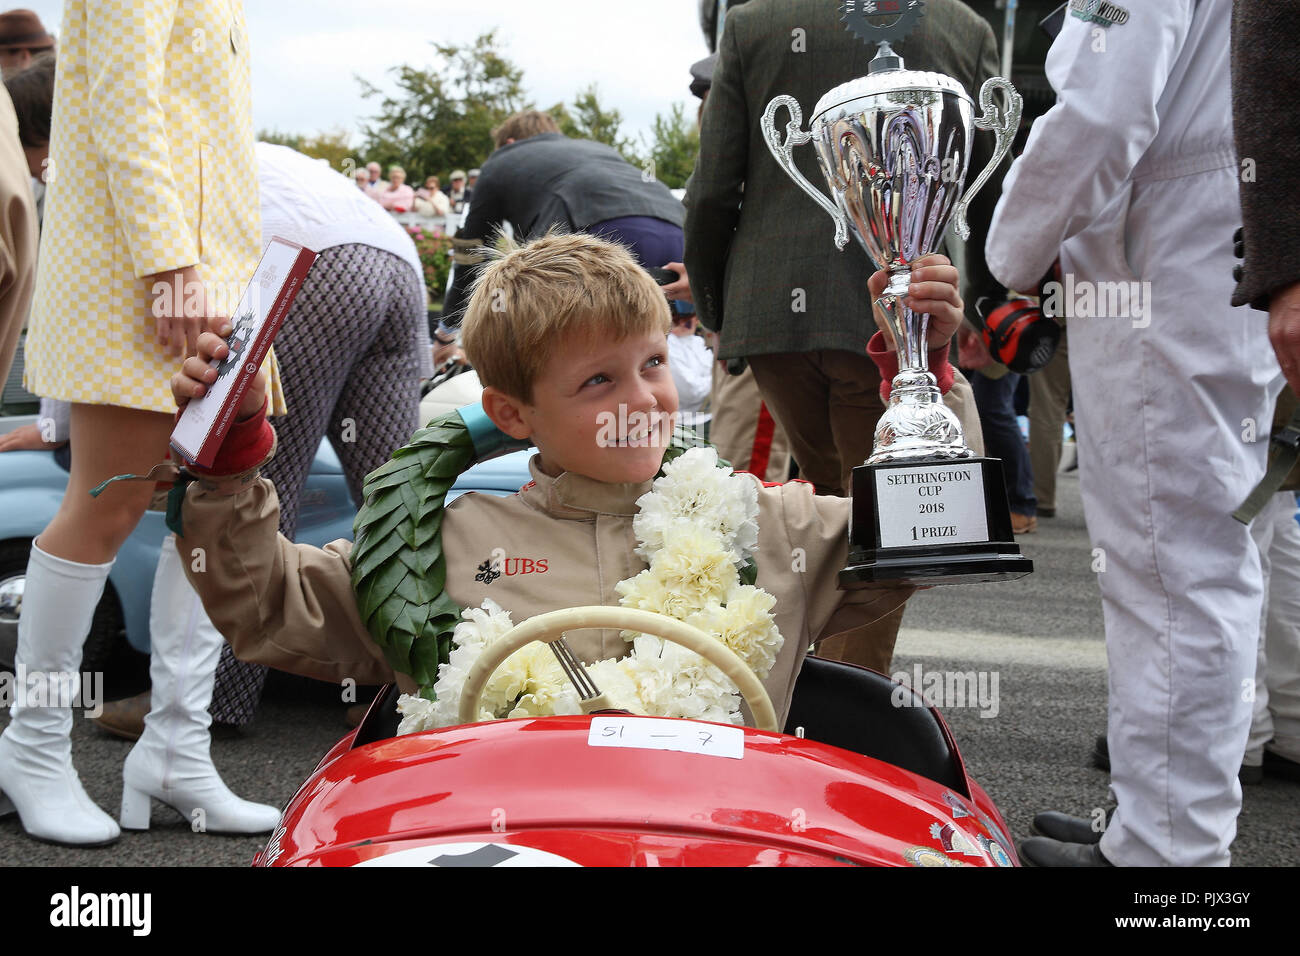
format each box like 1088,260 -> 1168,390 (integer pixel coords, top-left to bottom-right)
492,109 -> 560,149
460,232 -> 671,403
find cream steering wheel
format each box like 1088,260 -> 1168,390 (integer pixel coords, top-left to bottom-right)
457,606 -> 779,732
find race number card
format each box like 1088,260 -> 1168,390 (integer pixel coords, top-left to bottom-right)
170,238 -> 316,468
874,462 -> 989,549
587,716 -> 745,759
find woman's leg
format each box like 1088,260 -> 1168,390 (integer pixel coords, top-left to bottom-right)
40,404 -> 174,560
0,404 -> 172,846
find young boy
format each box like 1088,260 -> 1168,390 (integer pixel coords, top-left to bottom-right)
170,233 -> 966,727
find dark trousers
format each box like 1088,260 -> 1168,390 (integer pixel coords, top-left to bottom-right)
587,216 -> 683,270
970,370 -> 1036,516
747,349 -> 886,497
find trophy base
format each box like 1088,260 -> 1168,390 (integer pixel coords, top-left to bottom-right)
840,542 -> 1033,588
840,457 -> 1033,589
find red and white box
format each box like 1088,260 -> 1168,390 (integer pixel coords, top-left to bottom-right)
170,237 -> 317,468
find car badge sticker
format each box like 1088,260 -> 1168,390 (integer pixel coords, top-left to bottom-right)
977,811 -> 1013,852
929,821 -> 983,858
903,845 -> 965,867
942,790 -> 972,818
977,834 -> 1014,867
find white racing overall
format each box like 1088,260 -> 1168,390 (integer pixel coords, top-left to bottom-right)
986,0 -> 1279,865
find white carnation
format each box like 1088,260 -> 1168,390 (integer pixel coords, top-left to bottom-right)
634,447 -> 759,564
459,598 -> 518,644
615,568 -> 688,621
508,649 -> 583,719
428,599 -> 526,727
648,523 -> 736,608
686,586 -> 785,680
585,658 -> 646,714
623,636 -> 743,725
395,693 -> 440,735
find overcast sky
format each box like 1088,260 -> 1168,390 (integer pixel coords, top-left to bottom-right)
23,1 -> 710,151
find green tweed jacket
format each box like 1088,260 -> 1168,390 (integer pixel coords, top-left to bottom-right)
684,0 -> 1007,360
1230,0 -> 1300,310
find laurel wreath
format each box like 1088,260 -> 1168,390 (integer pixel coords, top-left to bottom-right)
351,407 -> 733,699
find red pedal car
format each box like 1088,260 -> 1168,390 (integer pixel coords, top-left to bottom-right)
258,607 -> 1017,868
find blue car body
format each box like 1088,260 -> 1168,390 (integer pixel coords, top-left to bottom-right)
0,438 -> 533,656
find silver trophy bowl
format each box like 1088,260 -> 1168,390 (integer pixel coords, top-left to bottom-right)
762,65 -> 1021,463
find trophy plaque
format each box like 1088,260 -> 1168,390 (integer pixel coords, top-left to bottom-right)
762,0 -> 1033,586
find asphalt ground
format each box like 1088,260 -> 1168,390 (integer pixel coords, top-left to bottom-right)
0,469 -> 1296,867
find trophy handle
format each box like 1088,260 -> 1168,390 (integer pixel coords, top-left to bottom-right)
951,77 -> 1022,240
761,95 -> 850,250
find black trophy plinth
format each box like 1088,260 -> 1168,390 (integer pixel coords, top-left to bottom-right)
840,457 -> 1033,588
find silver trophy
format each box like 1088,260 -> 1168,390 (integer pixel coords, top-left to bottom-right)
763,0 -> 1032,586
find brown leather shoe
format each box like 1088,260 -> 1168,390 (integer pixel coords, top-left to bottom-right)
1011,512 -> 1038,534
92,690 -> 151,741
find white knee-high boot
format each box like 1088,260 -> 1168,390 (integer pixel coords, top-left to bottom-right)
0,541 -> 120,846
120,536 -> 280,833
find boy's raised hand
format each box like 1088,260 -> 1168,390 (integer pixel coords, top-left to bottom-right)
868,253 -> 964,351
170,317 -> 268,422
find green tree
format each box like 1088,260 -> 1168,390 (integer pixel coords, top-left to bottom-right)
356,30 -> 527,182
551,83 -> 640,165
640,102 -> 700,189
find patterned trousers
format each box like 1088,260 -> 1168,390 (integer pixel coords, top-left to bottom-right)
210,244 -> 429,724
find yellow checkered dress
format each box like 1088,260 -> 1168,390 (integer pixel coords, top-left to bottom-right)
25,0 -> 284,415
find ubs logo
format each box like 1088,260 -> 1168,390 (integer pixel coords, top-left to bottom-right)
475,553 -> 549,584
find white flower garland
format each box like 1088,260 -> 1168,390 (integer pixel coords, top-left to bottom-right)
396,447 -> 784,734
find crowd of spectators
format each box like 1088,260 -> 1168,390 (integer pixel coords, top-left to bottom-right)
354,162 -> 479,224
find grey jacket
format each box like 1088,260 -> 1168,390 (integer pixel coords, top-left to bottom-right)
443,133 -> 684,323
1230,1 -> 1300,309
684,0 -> 1007,359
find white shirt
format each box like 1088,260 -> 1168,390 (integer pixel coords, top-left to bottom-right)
255,142 -> 425,290
667,330 -> 714,425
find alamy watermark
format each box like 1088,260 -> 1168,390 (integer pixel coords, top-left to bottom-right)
594,405 -> 678,448
891,663 -> 1000,718
0,667 -> 103,718
1041,274 -> 1152,329
50,886 -> 151,936
150,274 -> 269,322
